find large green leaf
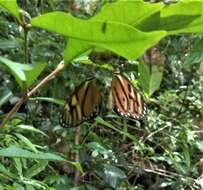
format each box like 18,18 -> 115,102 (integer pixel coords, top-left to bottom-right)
0,56 -> 46,90
31,12 -> 166,61
161,1 -> 203,17
137,13 -> 200,34
137,1 -> 203,34
63,38 -> 92,63
63,1 -> 165,63
0,0 -> 20,21
92,1 -> 164,26
64,29 -> 165,62
31,12 -> 143,42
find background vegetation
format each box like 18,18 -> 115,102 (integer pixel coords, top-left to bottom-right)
0,0 -> 203,189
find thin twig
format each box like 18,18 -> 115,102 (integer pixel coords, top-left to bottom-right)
0,61 -> 64,128
74,126 -> 81,186
141,125 -> 169,143
24,28 -> 28,64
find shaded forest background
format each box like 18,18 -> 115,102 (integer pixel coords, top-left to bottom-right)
0,0 -> 203,190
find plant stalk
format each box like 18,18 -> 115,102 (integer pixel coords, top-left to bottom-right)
0,61 -> 64,128
74,126 -> 81,186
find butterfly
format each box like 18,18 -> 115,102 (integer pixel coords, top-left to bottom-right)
60,74 -> 146,128
111,73 -> 146,120
59,79 -> 101,128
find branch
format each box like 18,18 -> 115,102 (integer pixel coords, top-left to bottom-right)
0,61 -> 65,128
74,126 -> 81,186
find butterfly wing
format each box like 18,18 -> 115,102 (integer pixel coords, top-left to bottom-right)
111,74 -> 146,120
60,79 -> 101,128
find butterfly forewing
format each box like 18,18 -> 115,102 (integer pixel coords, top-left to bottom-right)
112,74 -> 146,120
83,84 -> 101,117
60,80 -> 101,128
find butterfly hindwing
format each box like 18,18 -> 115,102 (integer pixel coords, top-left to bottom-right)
112,73 -> 146,120
60,79 -> 101,128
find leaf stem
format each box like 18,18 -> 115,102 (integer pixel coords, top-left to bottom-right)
74,126 -> 81,186
24,28 -> 29,64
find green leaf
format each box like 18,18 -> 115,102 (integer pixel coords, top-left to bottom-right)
71,162 -> 84,175
62,2 -> 165,63
183,39 -> 203,69
24,161 -> 48,178
0,56 -> 46,90
196,141 -> 203,152
0,56 -> 26,88
138,62 -> 150,93
137,12 -> 200,34
0,146 -> 83,174
0,0 -> 20,21
0,90 -> 12,107
64,30 -> 165,62
0,162 -> 17,179
138,63 -> 163,97
25,185 -> 35,190
63,38 -> 92,63
85,184 -> 97,190
13,158 -> 22,177
87,142 -> 107,154
183,144 -> 191,169
0,39 -> 21,49
31,12 -> 145,42
25,62 -> 46,87
86,142 -> 115,159
148,66 -> 163,96
16,124 -> 49,137
103,164 -> 127,188
29,97 -> 64,106
31,12 -> 166,61
161,1 -> 203,17
93,1 -> 164,26
0,145 -> 66,161
137,1 -> 203,34
15,133 -> 38,153
13,183 -> 25,190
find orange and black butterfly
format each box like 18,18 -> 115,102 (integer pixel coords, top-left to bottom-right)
60,79 -> 101,128
60,74 -> 146,128
111,73 -> 146,120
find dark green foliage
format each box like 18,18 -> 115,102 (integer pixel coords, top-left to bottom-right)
0,0 -> 203,190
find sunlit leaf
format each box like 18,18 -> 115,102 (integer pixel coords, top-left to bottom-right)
0,56 -> 46,90
31,12 -> 166,61
0,0 -> 20,21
